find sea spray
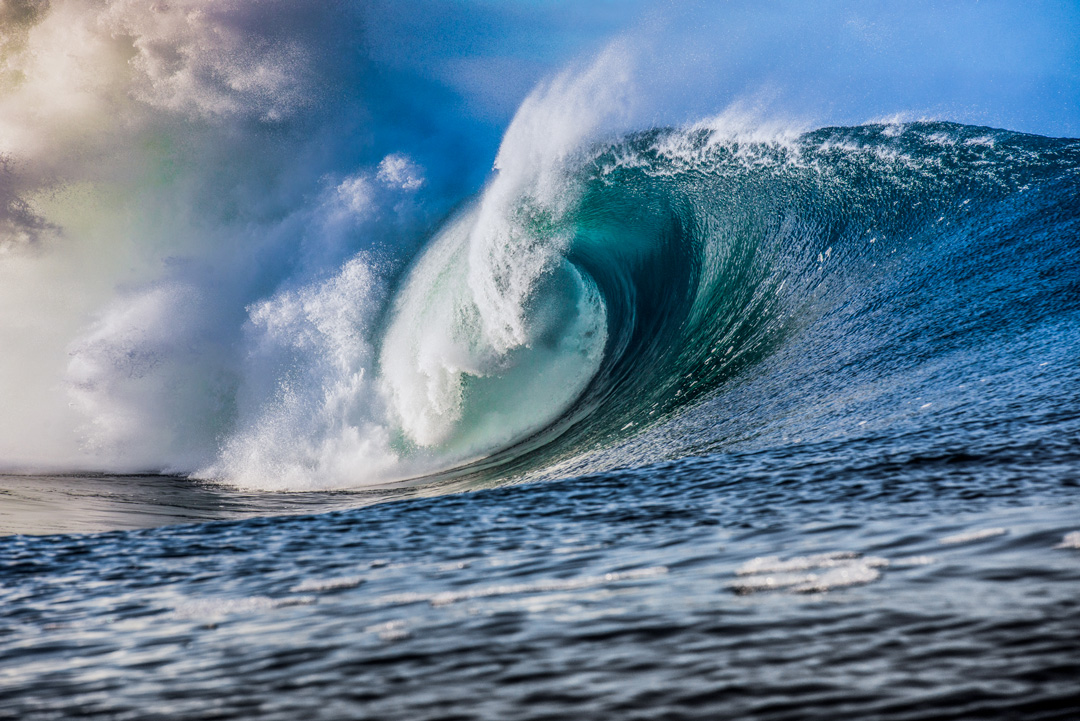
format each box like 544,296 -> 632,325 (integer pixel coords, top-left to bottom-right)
2,2 -> 1078,488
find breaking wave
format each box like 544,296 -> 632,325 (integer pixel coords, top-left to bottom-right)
1,2 -> 1078,491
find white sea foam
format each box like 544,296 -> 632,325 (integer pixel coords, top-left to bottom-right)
731,552 -> 888,595
377,566 -> 668,608
1055,531 -> 1080,550
173,595 -> 316,620
735,551 -> 868,576
291,576 -> 366,593
367,619 -> 410,641
939,528 -> 1008,545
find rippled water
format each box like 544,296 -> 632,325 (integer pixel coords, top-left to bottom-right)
4,410 -> 1079,719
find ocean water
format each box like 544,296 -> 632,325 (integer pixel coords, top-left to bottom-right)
4,118 -> 1079,721
3,2 -> 1080,719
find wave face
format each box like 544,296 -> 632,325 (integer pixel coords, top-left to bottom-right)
211,118 -> 1079,489
387,119 -> 1080,481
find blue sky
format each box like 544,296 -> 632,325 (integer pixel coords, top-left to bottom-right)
365,0 -> 1080,138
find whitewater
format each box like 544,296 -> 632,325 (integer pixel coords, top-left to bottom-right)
2,2 -> 1079,719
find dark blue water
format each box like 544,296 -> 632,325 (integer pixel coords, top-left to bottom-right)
3,432 -> 1079,719
3,121 -> 1080,719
